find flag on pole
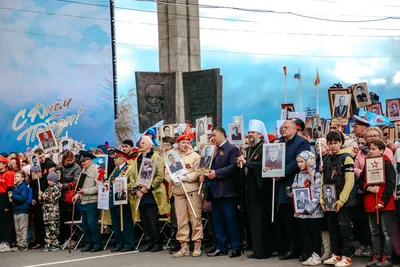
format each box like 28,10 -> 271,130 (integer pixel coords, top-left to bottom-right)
283,66 -> 287,76
294,69 -> 301,80
314,69 -> 320,87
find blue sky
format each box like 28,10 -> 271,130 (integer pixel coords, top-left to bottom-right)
114,0 -> 400,135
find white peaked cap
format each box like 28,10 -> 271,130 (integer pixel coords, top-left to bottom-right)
248,119 -> 269,143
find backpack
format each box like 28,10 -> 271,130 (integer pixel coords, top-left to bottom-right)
27,186 -> 33,204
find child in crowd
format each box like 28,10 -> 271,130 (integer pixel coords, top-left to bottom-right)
321,131 -> 357,267
9,171 -> 30,250
363,140 -> 395,267
38,172 -> 61,252
291,151 -> 324,266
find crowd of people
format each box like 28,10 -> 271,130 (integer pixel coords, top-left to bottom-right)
0,115 -> 399,267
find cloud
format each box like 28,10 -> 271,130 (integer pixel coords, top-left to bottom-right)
370,78 -> 387,85
393,71 -> 400,84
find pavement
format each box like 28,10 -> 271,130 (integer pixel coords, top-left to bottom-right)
1,248 -> 373,267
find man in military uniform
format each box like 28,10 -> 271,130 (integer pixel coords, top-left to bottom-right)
108,150 -> 135,252
38,172 -> 61,251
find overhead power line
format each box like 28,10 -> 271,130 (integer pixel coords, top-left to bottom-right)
0,27 -> 397,59
55,0 -> 400,23
1,6 -> 399,38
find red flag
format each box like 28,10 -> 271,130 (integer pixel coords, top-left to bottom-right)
283,66 -> 287,76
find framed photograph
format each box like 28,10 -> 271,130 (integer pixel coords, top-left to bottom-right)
93,154 -> 108,179
366,103 -> 383,115
75,172 -> 87,191
328,88 -> 351,116
365,156 -> 386,185
386,98 -> 400,121
305,117 -> 312,128
262,143 -> 286,178
113,177 -> 128,205
311,115 -> 322,138
348,122 -> 355,135
195,116 -> 207,143
332,93 -> 351,119
136,158 -> 155,189
30,154 -> 41,171
164,150 -> 188,180
160,124 -> 175,138
228,122 -> 245,145
98,183 -> 110,210
199,145 -> 216,170
37,129 -> 59,153
281,103 -> 295,113
395,122 -> 400,141
324,119 -> 331,136
292,187 -> 311,214
59,138 -> 71,153
352,82 -> 371,108
322,184 -> 337,211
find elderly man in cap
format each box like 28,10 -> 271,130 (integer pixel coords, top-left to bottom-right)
106,150 -> 135,252
353,115 -> 369,138
73,151 -> 103,252
130,136 -> 170,252
0,156 -> 15,251
165,134 -> 203,258
237,119 -> 274,259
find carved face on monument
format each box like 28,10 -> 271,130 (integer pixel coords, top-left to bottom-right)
145,84 -> 164,113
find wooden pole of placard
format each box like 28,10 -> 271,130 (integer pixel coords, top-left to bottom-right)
120,205 -> 124,231
375,194 -> 380,225
272,179 -> 275,223
181,182 -> 197,219
100,210 -> 104,234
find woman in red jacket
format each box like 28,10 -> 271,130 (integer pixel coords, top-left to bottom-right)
364,139 -> 396,267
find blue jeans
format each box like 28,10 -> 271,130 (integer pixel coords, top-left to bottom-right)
81,203 -> 102,249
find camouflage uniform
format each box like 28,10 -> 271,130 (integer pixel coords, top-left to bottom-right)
41,184 -> 61,248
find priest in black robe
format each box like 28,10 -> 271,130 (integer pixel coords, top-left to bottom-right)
237,119 -> 274,259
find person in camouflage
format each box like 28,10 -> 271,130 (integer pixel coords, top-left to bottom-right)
39,172 -> 61,252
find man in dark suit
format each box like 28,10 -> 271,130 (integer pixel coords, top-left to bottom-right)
334,95 -> 348,118
168,154 -> 183,173
356,86 -> 368,103
323,186 -> 336,210
296,191 -> 309,210
231,127 -> 242,141
200,146 -> 212,168
201,127 -> 241,258
114,183 -> 126,201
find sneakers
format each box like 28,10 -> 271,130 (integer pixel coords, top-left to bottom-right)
0,242 -> 12,252
303,253 -> 322,266
303,256 -> 313,266
367,255 -> 381,267
377,256 -> 392,267
324,254 -> 342,265
173,242 -> 189,258
192,240 -> 202,257
41,247 -> 50,252
335,256 -> 352,267
17,246 -> 28,251
50,246 -> 60,252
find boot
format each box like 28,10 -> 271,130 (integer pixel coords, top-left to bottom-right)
192,240 -> 202,257
320,231 -> 331,262
173,242 -> 189,258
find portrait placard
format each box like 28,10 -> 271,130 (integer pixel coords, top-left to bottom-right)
292,187 -> 311,214
328,88 -> 351,116
195,116 -> 208,144
386,98 -> 400,122
93,154 -> 108,180
199,145 -> 216,170
366,103 -> 383,116
311,114 -> 322,138
332,93 -> 352,120
352,82 -> 371,108
37,129 -> 59,153
164,150 -> 188,181
136,158 -> 155,189
365,156 -> 386,185
322,184 -> 337,212
75,173 -> 87,191
113,177 -> 128,205
98,183 -> 110,210
30,154 -> 41,173
228,122 -> 245,145
324,120 -> 331,136
59,138 -> 71,153
262,143 -> 286,178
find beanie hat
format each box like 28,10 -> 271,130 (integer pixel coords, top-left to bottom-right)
47,172 -> 59,183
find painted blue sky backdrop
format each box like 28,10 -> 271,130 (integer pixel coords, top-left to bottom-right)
114,0 -> 400,134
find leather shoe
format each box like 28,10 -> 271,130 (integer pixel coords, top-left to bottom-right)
229,250 -> 241,258
298,254 -> 308,261
110,247 -> 121,252
206,244 -> 216,254
139,245 -> 153,252
247,253 -> 271,259
81,246 -> 92,252
90,247 -> 102,252
279,251 -> 298,260
121,247 -> 135,252
151,244 -> 162,252
207,249 -> 228,257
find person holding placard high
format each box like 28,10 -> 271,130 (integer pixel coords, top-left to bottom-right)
165,134 -> 203,258
362,140 -> 396,267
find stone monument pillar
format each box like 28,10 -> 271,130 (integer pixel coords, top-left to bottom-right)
157,0 -> 201,122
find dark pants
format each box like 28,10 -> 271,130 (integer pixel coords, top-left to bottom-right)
211,197 -> 240,252
139,203 -> 160,246
59,202 -> 74,243
326,207 -> 355,257
298,218 -> 322,257
0,194 -> 14,245
368,211 -> 393,256
276,203 -> 299,254
81,203 -> 102,249
32,202 -> 45,246
353,196 -> 370,246
110,204 -> 135,249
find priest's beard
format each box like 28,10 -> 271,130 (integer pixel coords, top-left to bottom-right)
248,136 -> 261,147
